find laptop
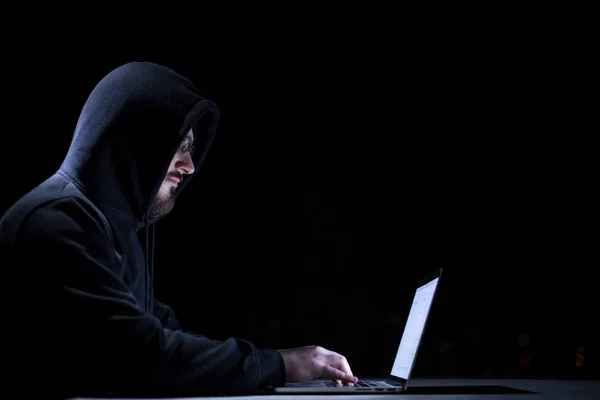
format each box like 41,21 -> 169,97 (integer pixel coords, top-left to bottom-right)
270,268 -> 443,394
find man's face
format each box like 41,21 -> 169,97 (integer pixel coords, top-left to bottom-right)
149,129 -> 196,218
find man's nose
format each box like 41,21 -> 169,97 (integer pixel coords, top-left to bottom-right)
178,152 -> 195,175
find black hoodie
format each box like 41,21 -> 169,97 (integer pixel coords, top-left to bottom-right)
0,62 -> 285,398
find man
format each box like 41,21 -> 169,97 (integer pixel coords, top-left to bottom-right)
0,62 -> 357,398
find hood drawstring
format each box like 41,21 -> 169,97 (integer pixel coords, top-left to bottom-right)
144,215 -> 156,313
150,223 -> 155,311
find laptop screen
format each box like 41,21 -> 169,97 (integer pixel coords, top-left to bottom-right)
390,275 -> 440,380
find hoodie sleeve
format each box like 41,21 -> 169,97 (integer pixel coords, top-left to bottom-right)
17,197 -> 286,396
154,300 -> 182,331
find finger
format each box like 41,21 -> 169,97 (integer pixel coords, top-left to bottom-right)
321,365 -> 357,383
336,355 -> 355,381
324,351 -> 357,385
334,378 -> 354,387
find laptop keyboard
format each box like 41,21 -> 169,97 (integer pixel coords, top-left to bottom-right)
326,380 -> 401,388
358,380 -> 401,387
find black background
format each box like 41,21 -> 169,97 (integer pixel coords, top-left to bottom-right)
0,29 -> 596,381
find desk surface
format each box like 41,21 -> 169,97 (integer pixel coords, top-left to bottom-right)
72,378 -> 600,400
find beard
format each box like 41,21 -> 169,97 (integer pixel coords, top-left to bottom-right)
148,175 -> 179,218
149,190 -> 176,218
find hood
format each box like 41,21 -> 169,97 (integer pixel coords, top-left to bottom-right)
59,61 -> 220,226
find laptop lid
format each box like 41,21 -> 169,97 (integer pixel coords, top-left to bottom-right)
389,268 -> 443,387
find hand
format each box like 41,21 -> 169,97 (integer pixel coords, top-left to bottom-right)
278,345 -> 358,386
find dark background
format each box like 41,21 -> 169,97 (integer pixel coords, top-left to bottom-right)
0,36 -> 596,381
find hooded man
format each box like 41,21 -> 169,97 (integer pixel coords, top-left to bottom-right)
0,62 -> 357,398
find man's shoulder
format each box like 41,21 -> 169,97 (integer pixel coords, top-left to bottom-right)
1,177 -> 110,243
24,195 -> 110,237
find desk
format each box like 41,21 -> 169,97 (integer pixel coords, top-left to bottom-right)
72,378 -> 600,400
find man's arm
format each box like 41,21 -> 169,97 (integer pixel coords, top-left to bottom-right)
154,300 -> 182,331
15,197 -> 285,397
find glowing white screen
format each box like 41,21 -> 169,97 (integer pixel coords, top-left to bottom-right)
390,277 -> 439,380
